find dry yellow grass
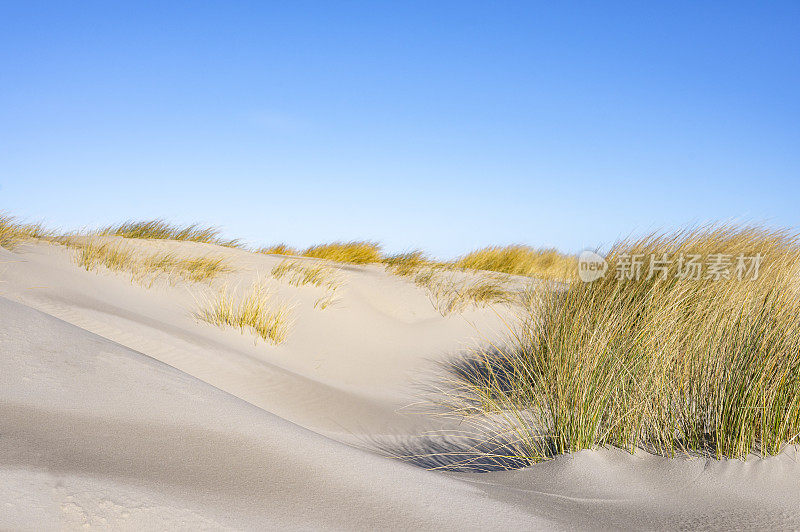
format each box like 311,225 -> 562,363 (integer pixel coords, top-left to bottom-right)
142,254 -> 231,283
75,239 -> 136,273
272,260 -> 339,288
302,241 -> 382,264
195,281 -> 292,344
455,245 -> 575,280
0,213 -> 51,249
406,264 -> 517,315
383,250 -> 519,314
271,260 -> 342,310
383,248 -> 568,314
70,238 -> 231,285
383,250 -> 432,277
448,224 -> 800,462
257,243 -> 297,256
100,219 -> 242,248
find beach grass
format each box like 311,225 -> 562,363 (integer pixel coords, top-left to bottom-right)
383,250 -> 432,277
271,260 -> 342,310
271,260 -> 339,289
257,243 -> 298,256
302,241 -> 382,264
401,263 -> 517,315
0,213 -> 52,249
455,245 -> 575,280
100,219 -> 242,248
71,237 -> 231,285
196,281 -> 292,344
448,225 -> 800,461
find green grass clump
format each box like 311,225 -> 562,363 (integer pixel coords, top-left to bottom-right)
196,282 -> 292,344
302,241 -> 382,264
100,219 -> 242,248
452,225 -> 800,462
456,245 -> 575,280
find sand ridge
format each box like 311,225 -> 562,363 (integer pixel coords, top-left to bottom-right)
1,240 -> 798,530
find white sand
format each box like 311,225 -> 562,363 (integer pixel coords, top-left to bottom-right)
1,240 -> 798,530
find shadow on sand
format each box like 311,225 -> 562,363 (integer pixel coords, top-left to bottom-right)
370,345 -> 554,472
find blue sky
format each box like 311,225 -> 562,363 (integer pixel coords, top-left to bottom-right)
1,1 -> 798,257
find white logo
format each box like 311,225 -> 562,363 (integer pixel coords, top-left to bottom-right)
578,250 -> 607,282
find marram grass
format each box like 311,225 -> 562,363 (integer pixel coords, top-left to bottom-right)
100,219 -> 242,248
0,213 -> 51,249
71,238 -> 231,285
196,282 -> 292,344
455,245 -> 575,281
447,225 -> 800,462
383,250 -> 432,277
302,240 -> 382,264
384,252 -> 517,314
271,260 -> 342,310
257,243 -> 297,256
271,260 -> 340,290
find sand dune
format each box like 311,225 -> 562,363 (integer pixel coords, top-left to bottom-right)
1,240 -> 798,530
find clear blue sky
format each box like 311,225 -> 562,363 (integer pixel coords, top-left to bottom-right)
1,1 -> 798,257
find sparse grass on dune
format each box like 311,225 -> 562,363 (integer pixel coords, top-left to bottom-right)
75,239 -> 136,273
383,251 -> 519,314
0,213 -> 52,249
142,254 -> 232,283
408,264 -> 517,315
196,281 -> 292,344
437,275 -> 516,315
272,260 -> 340,289
100,219 -> 242,248
383,247 -> 571,314
383,250 -> 432,277
257,243 -> 297,256
455,245 -> 575,280
461,275 -> 515,307
71,238 -> 232,285
448,224 -> 800,462
302,240 -> 382,264
271,260 -> 342,310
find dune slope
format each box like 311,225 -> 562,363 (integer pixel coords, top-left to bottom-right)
1,240 -> 798,530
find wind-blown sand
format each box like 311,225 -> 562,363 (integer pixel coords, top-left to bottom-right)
1,239 -> 798,530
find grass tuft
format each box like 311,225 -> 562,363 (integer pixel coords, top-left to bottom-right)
76,239 -> 136,272
383,250 -> 431,277
456,245 -> 575,280
71,238 -> 231,285
196,281 -> 292,344
449,224 -> 800,462
142,254 -> 232,283
100,219 -> 242,248
272,260 -> 340,289
0,213 -> 52,249
302,241 -> 382,264
405,264 -> 517,315
257,243 -> 297,256
271,260 -> 342,309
